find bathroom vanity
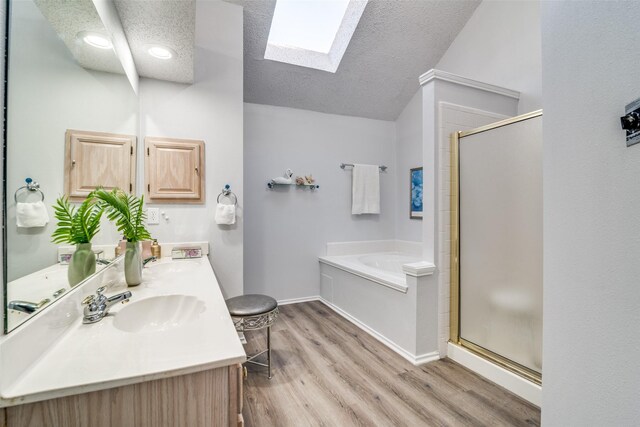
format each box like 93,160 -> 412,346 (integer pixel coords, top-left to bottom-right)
0,256 -> 246,426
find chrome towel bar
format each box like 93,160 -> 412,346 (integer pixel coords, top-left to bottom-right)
340,163 -> 388,172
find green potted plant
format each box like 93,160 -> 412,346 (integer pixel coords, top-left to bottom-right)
51,193 -> 103,287
94,188 -> 151,286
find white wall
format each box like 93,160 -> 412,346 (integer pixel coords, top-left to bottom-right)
6,0 -> 137,281
139,0 -> 244,298
244,103 -> 396,301
541,2 -> 640,425
435,0 -> 542,114
394,90 -> 423,242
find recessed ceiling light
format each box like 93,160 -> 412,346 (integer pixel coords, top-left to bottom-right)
148,46 -> 175,60
77,31 -> 113,50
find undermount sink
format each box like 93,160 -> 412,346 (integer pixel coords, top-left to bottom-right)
113,295 -> 205,333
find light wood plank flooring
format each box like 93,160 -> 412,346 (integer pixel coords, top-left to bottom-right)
242,301 -> 540,427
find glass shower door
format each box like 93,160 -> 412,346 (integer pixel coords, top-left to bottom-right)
454,113 -> 543,381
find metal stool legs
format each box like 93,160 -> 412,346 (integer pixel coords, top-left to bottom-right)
229,305 -> 278,379
267,326 -> 272,379
245,325 -> 273,379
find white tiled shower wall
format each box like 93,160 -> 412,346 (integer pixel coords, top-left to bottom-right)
436,103 -> 508,355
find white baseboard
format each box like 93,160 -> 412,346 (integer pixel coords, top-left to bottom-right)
317,298 -> 439,366
447,342 -> 541,406
277,296 -> 321,306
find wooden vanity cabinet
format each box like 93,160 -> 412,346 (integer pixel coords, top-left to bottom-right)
4,364 -> 244,427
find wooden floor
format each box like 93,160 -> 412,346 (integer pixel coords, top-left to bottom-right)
242,301 -> 540,427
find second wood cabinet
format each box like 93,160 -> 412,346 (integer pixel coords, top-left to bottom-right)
144,137 -> 205,204
64,129 -> 137,200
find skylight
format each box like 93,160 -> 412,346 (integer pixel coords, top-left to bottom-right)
264,0 -> 368,73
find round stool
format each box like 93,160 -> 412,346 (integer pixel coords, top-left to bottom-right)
226,294 -> 279,379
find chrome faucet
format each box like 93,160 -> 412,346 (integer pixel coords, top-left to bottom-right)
82,286 -> 131,324
8,298 -> 50,314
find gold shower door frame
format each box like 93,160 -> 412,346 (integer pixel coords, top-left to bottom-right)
449,110 -> 543,386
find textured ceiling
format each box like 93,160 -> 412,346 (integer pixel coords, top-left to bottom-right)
228,0 -> 481,120
114,0 -> 195,84
34,0 -> 125,75
34,0 -> 195,84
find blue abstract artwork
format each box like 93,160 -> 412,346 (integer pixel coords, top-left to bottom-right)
410,167 -> 423,219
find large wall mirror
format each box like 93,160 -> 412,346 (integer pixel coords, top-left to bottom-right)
3,0 -> 139,332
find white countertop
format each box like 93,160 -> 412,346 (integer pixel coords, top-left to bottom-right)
0,257 -> 246,407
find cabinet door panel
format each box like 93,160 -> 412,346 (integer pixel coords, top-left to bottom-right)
65,130 -> 136,200
145,137 -> 205,204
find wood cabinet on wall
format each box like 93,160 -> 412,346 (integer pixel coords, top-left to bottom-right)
64,130 -> 137,200
144,137 -> 205,204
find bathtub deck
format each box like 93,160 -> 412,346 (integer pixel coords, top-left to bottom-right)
242,301 -> 540,427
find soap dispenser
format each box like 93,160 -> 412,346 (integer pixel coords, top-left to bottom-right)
115,237 -> 126,257
151,239 -> 161,259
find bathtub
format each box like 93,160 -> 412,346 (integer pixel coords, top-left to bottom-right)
318,252 -> 422,293
317,241 -> 438,365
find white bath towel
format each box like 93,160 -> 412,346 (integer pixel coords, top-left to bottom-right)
352,164 -> 380,215
16,201 -> 50,228
215,203 -> 236,225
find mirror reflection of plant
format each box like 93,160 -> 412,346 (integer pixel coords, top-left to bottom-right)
51,193 -> 103,244
94,188 -> 151,242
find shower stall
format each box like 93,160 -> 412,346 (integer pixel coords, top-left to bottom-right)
450,110 -> 543,385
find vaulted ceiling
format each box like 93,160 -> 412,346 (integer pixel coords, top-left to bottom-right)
228,0 -> 481,120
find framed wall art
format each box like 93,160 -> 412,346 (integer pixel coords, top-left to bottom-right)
410,167 -> 423,219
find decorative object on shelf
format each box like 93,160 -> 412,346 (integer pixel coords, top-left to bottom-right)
410,167 -> 423,220
51,192 -> 103,286
295,174 -> 314,185
269,173 -> 319,189
340,163 -> 388,172
94,188 -> 152,286
215,184 -> 237,225
269,168 -> 293,186
15,178 -> 49,228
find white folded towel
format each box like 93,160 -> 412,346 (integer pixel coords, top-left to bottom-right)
215,203 -> 236,225
16,201 -> 50,228
352,164 -> 380,215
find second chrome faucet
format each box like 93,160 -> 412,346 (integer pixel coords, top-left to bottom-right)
82,286 -> 131,324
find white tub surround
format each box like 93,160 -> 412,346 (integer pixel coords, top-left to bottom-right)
319,253 -> 420,292
319,240 -> 423,292
0,252 -> 244,408
319,240 -> 438,365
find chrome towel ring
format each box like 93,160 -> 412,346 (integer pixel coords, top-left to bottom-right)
14,178 -> 45,203
217,184 -> 237,205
